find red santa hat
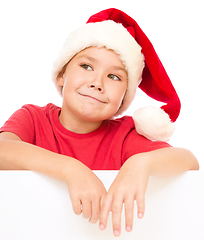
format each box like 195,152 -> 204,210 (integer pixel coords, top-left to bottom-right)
52,8 -> 181,142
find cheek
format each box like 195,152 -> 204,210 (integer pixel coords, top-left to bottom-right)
61,81 -> 74,101
109,85 -> 127,107
62,75 -> 80,93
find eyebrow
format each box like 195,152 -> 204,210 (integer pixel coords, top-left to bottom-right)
111,66 -> 127,74
76,54 -> 98,63
77,54 -> 127,74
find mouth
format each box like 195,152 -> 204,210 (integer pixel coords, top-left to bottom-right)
78,93 -> 107,104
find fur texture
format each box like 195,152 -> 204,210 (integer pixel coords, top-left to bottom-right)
133,106 -> 175,142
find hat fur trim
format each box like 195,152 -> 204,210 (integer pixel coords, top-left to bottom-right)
133,106 -> 175,142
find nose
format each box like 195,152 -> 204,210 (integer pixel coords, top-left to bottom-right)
89,84 -> 103,92
88,75 -> 104,92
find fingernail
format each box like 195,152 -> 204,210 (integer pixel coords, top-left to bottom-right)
99,224 -> 105,230
138,213 -> 143,218
126,226 -> 132,232
114,230 -> 120,236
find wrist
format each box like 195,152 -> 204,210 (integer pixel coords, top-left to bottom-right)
61,156 -> 92,183
60,156 -> 78,182
123,153 -> 151,176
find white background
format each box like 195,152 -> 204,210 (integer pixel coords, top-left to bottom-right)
0,0 -> 203,168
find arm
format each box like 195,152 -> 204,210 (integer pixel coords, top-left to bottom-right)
99,147 -> 199,236
0,132 -> 107,223
142,147 -> 199,176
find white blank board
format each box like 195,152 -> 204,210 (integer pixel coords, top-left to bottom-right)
0,170 -> 203,240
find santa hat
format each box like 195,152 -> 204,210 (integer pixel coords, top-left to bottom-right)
52,8 -> 181,142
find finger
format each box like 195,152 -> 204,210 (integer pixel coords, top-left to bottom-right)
69,194 -> 82,215
99,194 -> 113,231
89,198 -> 100,224
111,196 -> 123,237
81,199 -> 92,219
124,196 -> 135,232
136,193 -> 145,219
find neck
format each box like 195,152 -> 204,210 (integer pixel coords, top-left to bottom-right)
59,107 -> 103,134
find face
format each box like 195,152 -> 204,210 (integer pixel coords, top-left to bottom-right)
57,47 -> 128,125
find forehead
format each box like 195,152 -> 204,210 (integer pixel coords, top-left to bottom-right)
75,47 -> 126,68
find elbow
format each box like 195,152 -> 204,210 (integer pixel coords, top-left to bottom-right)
186,149 -> 199,171
190,161 -> 199,171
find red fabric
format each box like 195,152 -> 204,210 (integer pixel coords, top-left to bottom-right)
0,104 -> 171,170
87,8 -> 181,122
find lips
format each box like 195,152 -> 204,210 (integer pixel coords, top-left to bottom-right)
78,93 -> 107,104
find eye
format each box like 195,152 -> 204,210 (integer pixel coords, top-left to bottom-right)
80,64 -> 93,71
108,74 -> 120,81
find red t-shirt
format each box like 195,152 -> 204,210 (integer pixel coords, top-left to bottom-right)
0,103 -> 170,170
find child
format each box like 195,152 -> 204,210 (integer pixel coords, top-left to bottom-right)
0,8 -> 199,237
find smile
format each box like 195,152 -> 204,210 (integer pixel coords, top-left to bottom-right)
78,93 -> 107,104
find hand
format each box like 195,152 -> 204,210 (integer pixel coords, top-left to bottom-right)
65,160 -> 107,223
99,154 -> 150,236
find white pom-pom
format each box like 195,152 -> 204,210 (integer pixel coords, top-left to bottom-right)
133,106 -> 175,142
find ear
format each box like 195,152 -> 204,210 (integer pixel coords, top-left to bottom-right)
56,63 -> 68,87
56,73 -> 65,87
57,76 -> 64,87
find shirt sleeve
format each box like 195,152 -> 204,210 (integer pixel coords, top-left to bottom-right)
0,106 -> 35,143
122,127 -> 171,164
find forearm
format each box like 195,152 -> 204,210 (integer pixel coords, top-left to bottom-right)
0,138 -> 108,224
0,139 -> 81,181
128,147 -> 199,178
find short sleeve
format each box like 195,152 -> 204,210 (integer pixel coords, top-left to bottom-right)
0,106 -> 35,143
122,128 -> 171,164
